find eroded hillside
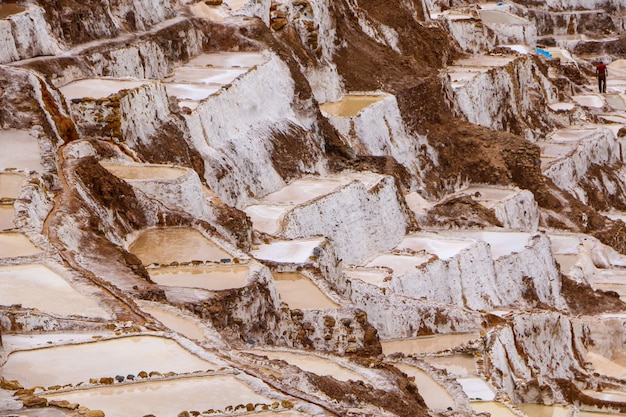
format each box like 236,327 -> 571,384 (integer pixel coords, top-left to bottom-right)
2,0 -> 626,416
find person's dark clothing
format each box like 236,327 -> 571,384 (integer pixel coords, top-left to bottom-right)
596,63 -> 607,93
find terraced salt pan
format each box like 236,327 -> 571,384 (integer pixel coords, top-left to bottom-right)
0,205 -> 14,230
0,172 -> 25,198
423,354 -> 477,376
186,52 -> 268,68
44,375 -> 270,417
549,102 -> 576,111
0,264 -> 111,318
165,83 -> 220,102
519,404 -> 569,417
0,232 -> 43,257
381,333 -> 480,355
251,238 -> 323,264
142,305 -> 207,341
583,389 -> 626,402
166,67 -> 248,86
1,335 -> 216,387
395,234 -> 474,261
129,227 -> 231,265
100,163 -> 187,180
393,363 -> 455,410
478,9 -> 526,24
343,268 -> 389,286
148,265 -> 250,291
366,253 -> 432,275
0,130 -> 43,172
59,78 -> 150,100
458,377 -> 496,401
447,56 -> 515,89
2,333 -> 114,350
273,272 -> 339,309
471,401 -> 517,416
604,94 -> 626,111
252,350 -> 363,382
439,230 -> 532,259
584,352 -> 626,378
572,94 -> 605,109
0,4 -> 25,18
319,95 -> 386,117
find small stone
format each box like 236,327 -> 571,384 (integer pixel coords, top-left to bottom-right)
99,377 -> 114,385
84,410 -> 105,417
204,0 -> 222,5
115,375 -> 125,383
177,412 -> 190,417
281,400 -> 294,409
0,378 -> 23,390
21,395 -> 48,408
138,371 -> 148,378
49,399 -> 80,410
126,374 -> 135,380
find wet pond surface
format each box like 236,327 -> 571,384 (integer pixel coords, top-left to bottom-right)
59,78 -> 149,100
381,333 -> 479,355
273,272 -> 339,309
393,363 -> 455,410
0,232 -> 43,257
320,95 -> 386,117
148,265 -> 250,291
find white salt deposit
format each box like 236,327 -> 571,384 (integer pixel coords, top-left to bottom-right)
0,130 -> 43,172
0,264 -> 111,319
186,52 -> 267,68
458,377 -> 496,401
439,231 -> 532,259
549,102 -> 576,111
572,94 -> 605,109
164,83 -> 220,101
393,363 -> 455,410
0,232 -> 43,257
343,268 -> 389,286
166,67 -> 248,85
273,272 -> 339,309
396,234 -> 473,260
1,335 -> 217,387
59,78 -> 150,100
381,333 -> 479,355
244,204 -> 291,235
251,239 -> 323,264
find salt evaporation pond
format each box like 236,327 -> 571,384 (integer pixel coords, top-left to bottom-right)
584,352 -> 626,379
367,253 -> 431,276
167,67 -> 248,85
0,172 -> 25,198
186,52 -> 268,68
1,335 -> 217,387
165,83 -> 220,102
59,78 -> 149,100
396,234 -> 473,261
478,9 -> 527,24
0,130 -> 43,172
148,265 -> 250,291
142,305 -> 207,341
583,389 -> 626,402
273,272 -> 339,309
442,231 -> 532,259
44,375 -> 270,417
458,377 -> 496,401
519,404 -> 569,417
572,94 -> 605,108
319,95 -> 386,117
100,163 -> 187,180
423,354 -> 477,376
0,205 -> 14,230
471,401 -> 518,416
381,333 -> 479,355
0,264 -> 111,318
253,350 -> 363,382
0,232 -> 43,257
129,227 -> 231,265
393,363 -> 455,410
0,4 -> 25,19
252,238 -> 323,264
344,268 -> 389,286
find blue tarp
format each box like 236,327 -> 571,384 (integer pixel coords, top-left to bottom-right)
536,48 -> 552,58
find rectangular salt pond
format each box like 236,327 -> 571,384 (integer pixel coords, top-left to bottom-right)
583,389 -> 626,402
0,264 -> 111,319
129,228 -> 231,265
164,83 -> 220,101
0,205 -> 14,230
381,333 -> 479,355
393,363 -> 454,410
396,235 -> 473,260
251,239 -> 322,264
148,265 -> 250,291
423,354 -> 477,376
1,335 -> 216,387
366,254 -> 432,276
141,305 -> 207,341
59,78 -> 150,100
273,272 -> 339,309
244,204 -> 291,235
101,163 -> 187,180
0,232 -> 43,257
186,52 -> 268,68
166,67 -> 248,85
471,401 -> 517,416
0,172 -> 25,198
261,176 -> 359,205
252,350 -> 362,382
572,94 -> 605,109
439,231 -> 532,259
519,404 -> 569,417
0,4 -> 26,18
0,130 -> 43,172
44,375 -> 269,417
458,377 -> 496,401
319,95 -> 386,117
478,9 -> 527,24
343,268 -> 389,286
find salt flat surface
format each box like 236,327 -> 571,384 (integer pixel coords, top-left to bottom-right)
319,95 -> 386,117
252,350 -> 363,382
273,272 -> 339,309
393,363 -> 455,410
0,205 -> 14,231
554,254 -> 579,275
186,52 -> 267,68
59,78 -> 149,100
0,172 -> 25,198
148,265 -> 250,291
584,352 -> 626,378
478,9 -> 526,24
251,239 -> 322,263
101,163 -> 187,180
366,253 -> 431,276
0,232 -> 43,257
549,102 -> 576,111
544,48 -> 576,63
1,335 -> 216,387
44,375 -> 269,417
129,228 -> 231,265
343,268 -> 389,286
572,94 -> 605,109
244,204 -> 291,235
503,44 -> 530,54
458,377 -> 496,400
165,83 -> 220,101
166,67 -> 247,85
0,264 -> 111,319
548,234 -> 581,254
142,305 -> 207,341
439,231 -> 532,259
0,130 -> 43,172
396,234 -> 473,260
423,354 -> 476,376
519,404 -> 569,417
583,389 -> 626,402
471,401 -> 517,416
605,94 -> 626,111
261,174 -> 377,205
381,333 -> 479,355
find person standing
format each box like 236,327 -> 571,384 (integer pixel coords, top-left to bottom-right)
596,61 -> 608,93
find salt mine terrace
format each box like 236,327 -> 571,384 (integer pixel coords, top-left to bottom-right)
446,55 -> 516,90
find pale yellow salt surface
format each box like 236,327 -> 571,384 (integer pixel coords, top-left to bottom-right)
0,4 -> 25,19
142,306 -> 207,341
478,9 -> 526,24
59,78 -> 149,100
343,268 -> 389,287
273,272 -> 339,309
44,375 -> 268,417
423,354 -> 476,376
129,228 -> 231,265
101,163 -> 187,180
261,176 -> 356,205
0,129 -> 43,172
0,264 -> 111,319
519,404 -> 569,417
244,204 -> 290,235
165,83 -> 220,101
167,67 -> 247,85
572,94 -> 605,109
148,265 -> 250,291
396,234 -> 473,260
0,205 -> 14,231
381,333 -> 479,355
457,185 -> 518,207
583,389 -> 626,402
366,253 -> 431,276
254,350 -> 363,382
393,363 -> 454,410
553,254 -> 579,275
0,232 -> 43,257
320,95 -> 386,117
584,352 -> 626,378
0,172 -> 25,198
186,52 -> 267,68
471,402 -> 518,416
2,335 -> 216,387
252,239 -> 322,264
